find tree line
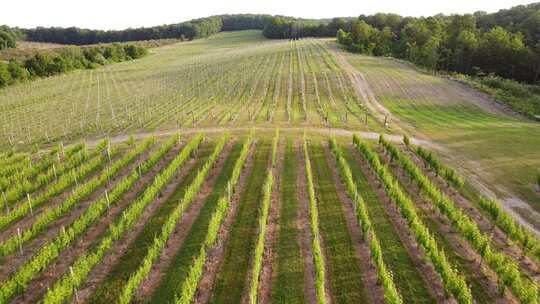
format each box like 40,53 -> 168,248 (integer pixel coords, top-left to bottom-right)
18,15 -> 273,45
334,5 -> 540,85
0,43 -> 147,88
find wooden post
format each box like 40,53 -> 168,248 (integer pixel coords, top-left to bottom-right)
105,190 -> 110,209
17,227 -> 23,255
27,194 -> 33,216
2,191 -> 8,214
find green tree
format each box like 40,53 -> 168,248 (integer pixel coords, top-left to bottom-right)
349,20 -> 378,54
373,26 -> 394,56
0,62 -> 12,87
0,30 -> 16,50
7,60 -> 29,82
24,53 -> 53,77
454,30 -> 478,73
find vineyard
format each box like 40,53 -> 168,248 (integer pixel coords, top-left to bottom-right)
1,29 -> 540,304
0,31 -> 381,149
0,131 -> 539,304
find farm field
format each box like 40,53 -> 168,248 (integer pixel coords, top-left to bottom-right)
1,131 -> 539,304
1,29 -> 540,304
0,31 -> 380,149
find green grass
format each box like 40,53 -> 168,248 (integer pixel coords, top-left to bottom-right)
271,139 -> 305,303
341,145 -> 435,303
209,141 -> 271,303
148,141 -> 243,303
344,51 -> 540,223
86,143 -> 213,304
307,141 -> 368,304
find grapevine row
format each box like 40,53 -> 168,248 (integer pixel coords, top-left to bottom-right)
303,134 -> 327,304
353,134 -> 473,304
328,138 -> 402,304
378,135 -> 538,303
1,141 -> 102,210
0,135 -> 176,303
0,140 -> 112,230
409,140 -> 540,265
41,134 -> 200,304
0,138 -> 153,257
413,144 -> 463,188
175,132 -> 254,304
478,197 -> 540,261
117,133 -> 230,304
248,129 -> 279,304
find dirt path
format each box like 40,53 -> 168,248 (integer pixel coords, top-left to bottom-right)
296,141 -> 320,304
381,149 -> 517,303
72,146 -> 200,303
135,141 -> 235,300
0,146 -> 152,282
350,145 -> 452,303
258,138 -> 284,304
83,127 -> 440,151
328,45 -> 408,135
194,141 -> 257,304
11,144 -> 185,304
323,143 -> 385,304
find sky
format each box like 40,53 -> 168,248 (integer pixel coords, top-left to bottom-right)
3,0 -> 538,30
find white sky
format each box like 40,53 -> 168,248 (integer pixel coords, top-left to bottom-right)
3,0 -> 538,30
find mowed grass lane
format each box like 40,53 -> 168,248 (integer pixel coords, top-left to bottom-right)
272,139 -> 306,303
308,141 -> 368,303
209,141 -> 271,303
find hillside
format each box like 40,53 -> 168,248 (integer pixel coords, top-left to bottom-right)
0,30 -> 539,304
